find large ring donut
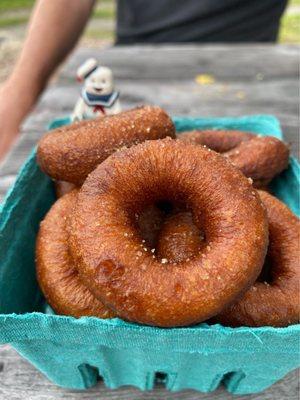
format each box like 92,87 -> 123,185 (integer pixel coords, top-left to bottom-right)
36,190 -> 115,319
215,190 -> 300,327
178,130 -> 253,153
37,106 -> 175,185
69,138 -> 268,327
224,136 -> 290,188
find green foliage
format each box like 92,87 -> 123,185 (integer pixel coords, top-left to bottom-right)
279,14 -> 300,43
0,16 -> 28,27
84,28 -> 114,40
92,8 -> 115,19
0,0 -> 34,11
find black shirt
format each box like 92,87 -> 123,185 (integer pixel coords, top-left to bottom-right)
116,0 -> 288,44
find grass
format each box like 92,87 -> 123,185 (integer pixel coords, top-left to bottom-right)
84,28 -> 114,41
0,16 -> 28,28
0,0 -> 113,9
84,27 -> 115,40
92,8 -> 115,19
279,14 -> 300,43
0,0 -> 34,11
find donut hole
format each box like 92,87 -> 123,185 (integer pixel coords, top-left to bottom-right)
156,200 -> 174,214
135,203 -> 167,249
101,140 -> 256,269
119,176 -> 237,269
135,200 -> 176,250
136,199 -> 206,263
257,252 -> 274,284
257,223 -> 282,285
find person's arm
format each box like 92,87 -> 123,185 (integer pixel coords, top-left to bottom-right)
0,0 -> 96,160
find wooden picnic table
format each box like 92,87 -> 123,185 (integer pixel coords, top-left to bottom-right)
0,44 -> 299,400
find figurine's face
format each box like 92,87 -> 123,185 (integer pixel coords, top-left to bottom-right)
85,67 -> 114,95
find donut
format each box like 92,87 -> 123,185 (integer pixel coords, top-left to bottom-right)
69,138 -> 268,327
179,131 -> 289,188
223,136 -> 289,187
36,190 -> 115,319
156,211 -> 204,262
37,106 -> 175,185
178,130 -> 253,153
55,181 -> 77,198
215,190 -> 300,327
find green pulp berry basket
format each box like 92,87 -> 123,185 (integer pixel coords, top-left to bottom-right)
0,115 -> 299,395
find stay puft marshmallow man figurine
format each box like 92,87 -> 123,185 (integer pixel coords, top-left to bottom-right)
72,58 -> 121,121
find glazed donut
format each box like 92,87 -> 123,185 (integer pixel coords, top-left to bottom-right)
37,106 -> 176,185
69,138 -> 268,327
223,136 -> 289,187
55,181 -> 77,198
36,190 -> 115,319
178,130 -> 253,153
156,211 -> 204,262
215,190 -> 300,327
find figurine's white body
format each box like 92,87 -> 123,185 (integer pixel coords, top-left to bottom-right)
72,59 -> 121,121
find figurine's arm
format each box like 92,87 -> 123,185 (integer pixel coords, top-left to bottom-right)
72,98 -> 86,121
0,0 -> 95,159
113,100 -> 122,114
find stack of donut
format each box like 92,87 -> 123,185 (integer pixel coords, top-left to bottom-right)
36,106 -> 299,328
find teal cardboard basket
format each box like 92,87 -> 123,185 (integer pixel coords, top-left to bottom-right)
0,115 -> 299,394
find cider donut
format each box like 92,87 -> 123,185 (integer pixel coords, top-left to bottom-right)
224,136 -> 289,187
37,106 -> 176,185
36,190 -> 115,319
55,181 -> 77,198
69,138 -> 268,327
156,211 -> 204,262
215,191 -> 300,327
178,130 -> 253,153
179,131 -> 289,188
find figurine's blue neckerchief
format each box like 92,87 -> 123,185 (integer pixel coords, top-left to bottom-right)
81,89 -> 119,108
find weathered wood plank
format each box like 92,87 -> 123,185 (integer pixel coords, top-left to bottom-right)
59,45 -> 300,81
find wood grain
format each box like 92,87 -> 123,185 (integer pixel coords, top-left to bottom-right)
0,44 -> 299,399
